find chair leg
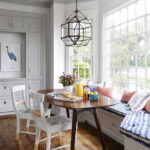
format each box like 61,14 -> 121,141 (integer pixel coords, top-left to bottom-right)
25,119 -> 30,132
46,133 -> 51,150
34,127 -> 41,150
15,117 -> 20,141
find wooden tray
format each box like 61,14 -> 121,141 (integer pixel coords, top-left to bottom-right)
54,96 -> 83,102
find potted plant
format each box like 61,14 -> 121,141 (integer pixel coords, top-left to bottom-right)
59,73 -> 76,93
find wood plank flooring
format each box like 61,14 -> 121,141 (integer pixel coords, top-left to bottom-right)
0,115 -> 124,150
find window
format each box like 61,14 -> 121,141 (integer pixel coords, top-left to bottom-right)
104,0 -> 150,90
70,42 -> 92,80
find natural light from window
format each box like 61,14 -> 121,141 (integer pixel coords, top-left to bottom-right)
104,0 -> 150,90
71,42 -> 92,80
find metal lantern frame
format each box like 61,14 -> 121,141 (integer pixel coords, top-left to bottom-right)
61,0 -> 92,47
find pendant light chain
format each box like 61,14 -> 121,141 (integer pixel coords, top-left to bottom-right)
76,0 -> 78,11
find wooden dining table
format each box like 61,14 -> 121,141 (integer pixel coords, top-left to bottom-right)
39,89 -> 119,150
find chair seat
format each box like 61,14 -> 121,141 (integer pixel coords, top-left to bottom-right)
19,108 -> 50,119
46,115 -> 72,132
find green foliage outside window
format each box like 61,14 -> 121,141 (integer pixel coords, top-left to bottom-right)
73,61 -> 91,79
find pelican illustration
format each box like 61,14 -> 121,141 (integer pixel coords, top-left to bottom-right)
6,46 -> 17,61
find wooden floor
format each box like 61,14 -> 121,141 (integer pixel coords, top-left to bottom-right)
0,115 -> 124,150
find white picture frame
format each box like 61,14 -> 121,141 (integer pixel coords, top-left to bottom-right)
0,43 -> 21,71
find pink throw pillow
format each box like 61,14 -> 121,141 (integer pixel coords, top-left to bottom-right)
145,100 -> 150,113
121,90 -> 136,103
97,87 -> 113,98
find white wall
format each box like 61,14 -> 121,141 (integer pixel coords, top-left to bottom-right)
53,2 -> 65,89
48,1 -> 65,89
65,0 -> 100,83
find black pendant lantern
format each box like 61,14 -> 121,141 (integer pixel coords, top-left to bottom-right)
61,0 -> 92,47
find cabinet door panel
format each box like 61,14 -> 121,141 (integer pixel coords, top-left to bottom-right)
28,80 -> 41,92
28,17 -> 41,32
27,34 -> 41,77
0,15 -> 11,30
12,16 -> 26,31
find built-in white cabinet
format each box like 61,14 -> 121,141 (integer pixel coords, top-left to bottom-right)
0,15 -> 26,32
0,11 -> 46,115
27,79 -> 41,92
0,15 -> 11,30
0,80 -> 26,113
26,33 -> 41,78
27,17 -> 41,33
12,16 -> 26,32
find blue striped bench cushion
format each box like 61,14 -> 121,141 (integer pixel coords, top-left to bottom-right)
120,111 -> 150,147
102,102 -> 131,117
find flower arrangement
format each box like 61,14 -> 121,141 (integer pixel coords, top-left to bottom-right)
59,73 -> 76,86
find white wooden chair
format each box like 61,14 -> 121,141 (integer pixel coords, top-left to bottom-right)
11,85 -> 50,141
30,92 -> 72,150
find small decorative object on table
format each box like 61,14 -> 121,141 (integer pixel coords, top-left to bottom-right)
89,92 -> 99,101
59,72 -> 76,93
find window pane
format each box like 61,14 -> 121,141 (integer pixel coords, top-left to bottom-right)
120,69 -> 128,87
147,68 -> 150,85
136,34 -> 146,51
147,15 -> 150,31
137,54 -> 145,67
128,3 -> 136,20
120,54 -> 128,67
129,68 -> 136,84
137,68 -> 146,85
136,0 -> 145,18
146,0 -> 150,14
113,69 -> 121,82
120,8 -> 127,23
120,23 -> 127,37
128,21 -> 136,35
146,55 -> 150,67
111,39 -> 128,53
137,17 -> 145,34
129,84 -> 136,90
106,28 -> 113,41
106,14 -> 114,28
114,55 -> 121,67
114,11 -> 120,25
128,36 -> 136,51
113,26 -> 120,39
147,32 -> 150,53
129,54 -> 136,66
71,39 -> 92,80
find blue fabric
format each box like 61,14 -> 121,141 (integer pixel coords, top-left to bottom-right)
120,111 -> 150,139
102,102 -> 131,116
120,111 -> 150,147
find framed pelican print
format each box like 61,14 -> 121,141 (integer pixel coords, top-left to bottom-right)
0,43 -> 21,71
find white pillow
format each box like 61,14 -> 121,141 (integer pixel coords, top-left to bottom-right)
128,91 -> 150,111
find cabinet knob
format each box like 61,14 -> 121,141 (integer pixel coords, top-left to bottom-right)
28,85 -> 31,90
4,86 -> 7,89
28,67 -> 30,72
4,101 -> 6,104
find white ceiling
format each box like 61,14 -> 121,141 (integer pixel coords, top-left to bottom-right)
0,0 -> 94,7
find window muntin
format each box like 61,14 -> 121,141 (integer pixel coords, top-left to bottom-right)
104,0 -> 150,90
